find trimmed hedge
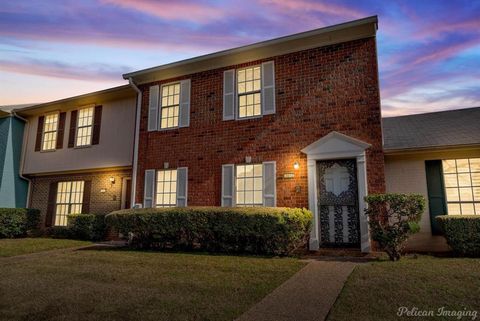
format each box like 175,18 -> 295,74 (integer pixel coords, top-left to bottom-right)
0,208 -> 41,238
437,215 -> 480,257
106,207 -> 312,255
67,214 -> 107,241
46,214 -> 107,241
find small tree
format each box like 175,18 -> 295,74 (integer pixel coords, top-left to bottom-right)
365,194 -> 425,261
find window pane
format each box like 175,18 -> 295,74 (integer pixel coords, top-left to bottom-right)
461,203 -> 475,215
457,173 -> 471,187
443,174 -> 458,187
470,159 -> 480,172
459,188 -> 473,202
447,203 -> 461,215
456,159 -> 470,172
473,187 -> 480,201
471,172 -> 480,186
160,83 -> 180,129
445,188 -> 459,202
54,181 -> 84,226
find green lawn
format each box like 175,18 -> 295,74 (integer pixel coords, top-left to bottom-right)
0,248 -> 305,321
328,256 -> 480,321
0,238 -> 91,257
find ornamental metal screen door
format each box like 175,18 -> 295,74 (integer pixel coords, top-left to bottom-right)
317,159 -> 360,247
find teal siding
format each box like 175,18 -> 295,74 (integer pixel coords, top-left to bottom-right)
0,116 -> 28,208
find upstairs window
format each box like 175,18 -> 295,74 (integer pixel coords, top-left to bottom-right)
42,113 -> 59,151
443,158 -> 480,215
55,181 -> 84,226
235,164 -> 263,207
76,106 -> 94,147
160,83 -> 180,129
237,66 -> 261,118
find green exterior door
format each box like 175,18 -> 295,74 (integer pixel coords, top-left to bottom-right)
425,160 -> 447,235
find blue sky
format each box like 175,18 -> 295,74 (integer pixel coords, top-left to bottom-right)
0,0 -> 479,116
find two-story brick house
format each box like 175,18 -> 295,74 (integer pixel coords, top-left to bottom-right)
16,85 -> 136,227
124,16 -> 384,252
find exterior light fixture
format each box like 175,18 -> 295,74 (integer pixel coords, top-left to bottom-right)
109,177 -> 115,184
245,156 -> 252,164
293,161 -> 300,170
164,162 -> 169,169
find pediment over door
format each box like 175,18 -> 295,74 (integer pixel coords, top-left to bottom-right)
301,131 -> 371,156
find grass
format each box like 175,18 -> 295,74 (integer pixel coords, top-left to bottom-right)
328,255 -> 480,321
0,249 -> 305,321
0,238 -> 91,257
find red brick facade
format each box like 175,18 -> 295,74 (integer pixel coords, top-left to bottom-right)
136,37 -> 385,207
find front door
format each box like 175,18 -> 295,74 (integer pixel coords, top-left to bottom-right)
317,159 -> 360,247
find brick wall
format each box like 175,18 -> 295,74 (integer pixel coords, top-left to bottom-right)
29,168 -> 132,227
136,37 -> 385,207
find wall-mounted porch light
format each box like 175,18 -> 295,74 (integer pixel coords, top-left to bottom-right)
293,161 -> 300,170
109,177 -> 115,184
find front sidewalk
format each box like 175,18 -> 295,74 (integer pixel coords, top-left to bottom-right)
237,257 -> 366,321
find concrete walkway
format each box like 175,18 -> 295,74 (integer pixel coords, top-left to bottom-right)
237,257 -> 365,321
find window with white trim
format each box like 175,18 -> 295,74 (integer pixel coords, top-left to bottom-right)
42,113 -> 59,151
160,83 -> 180,129
443,158 -> 480,215
236,164 -> 263,206
237,66 -> 261,118
155,169 -> 177,207
55,181 -> 84,226
76,106 -> 94,147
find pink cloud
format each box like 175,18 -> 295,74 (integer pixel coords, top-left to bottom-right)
100,0 -> 226,23
0,59 -> 128,82
260,0 -> 366,19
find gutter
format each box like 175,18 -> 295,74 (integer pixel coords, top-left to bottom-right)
128,77 -> 142,208
12,111 -> 32,208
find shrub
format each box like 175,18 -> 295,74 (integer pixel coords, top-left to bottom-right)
45,226 -> 72,239
0,208 -> 41,238
436,216 -> 480,257
106,207 -> 312,255
67,214 -> 107,241
365,194 -> 425,261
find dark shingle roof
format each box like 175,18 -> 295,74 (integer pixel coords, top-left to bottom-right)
383,107 -> 480,151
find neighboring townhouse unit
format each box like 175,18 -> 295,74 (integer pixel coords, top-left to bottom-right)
124,16 -> 385,252
383,107 -> 480,252
0,106 -> 30,207
14,85 -> 136,227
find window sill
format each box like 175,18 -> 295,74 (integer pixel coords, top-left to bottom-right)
235,114 -> 264,121
74,145 -> 92,149
40,149 -> 56,153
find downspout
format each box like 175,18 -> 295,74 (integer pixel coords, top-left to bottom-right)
128,77 -> 142,208
12,111 -> 31,208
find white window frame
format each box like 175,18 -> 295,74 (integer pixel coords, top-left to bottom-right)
234,163 -> 264,207
155,169 -> 178,207
55,181 -> 85,226
236,65 -> 262,120
443,158 -> 480,215
41,112 -> 59,151
75,106 -> 94,147
159,82 -> 181,130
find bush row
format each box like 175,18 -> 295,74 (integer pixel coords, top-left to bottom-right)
437,215 -> 480,257
47,214 -> 107,241
106,207 -> 312,255
0,208 -> 41,238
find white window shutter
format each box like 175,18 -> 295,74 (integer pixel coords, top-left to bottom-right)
179,79 -> 191,127
148,85 -> 159,131
144,169 -> 156,208
221,164 -> 235,206
263,161 -> 276,207
223,69 -> 235,120
176,167 -> 188,207
261,61 -> 275,115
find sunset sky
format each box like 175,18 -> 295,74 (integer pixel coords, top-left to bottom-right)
0,0 -> 479,116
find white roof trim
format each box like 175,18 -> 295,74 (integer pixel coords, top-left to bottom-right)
301,131 -> 371,155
